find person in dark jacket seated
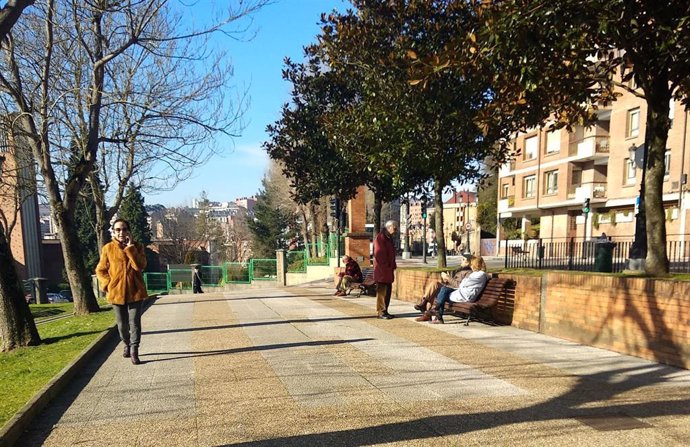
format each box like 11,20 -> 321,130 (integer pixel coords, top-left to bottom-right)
417,256 -> 488,324
335,255 -> 363,296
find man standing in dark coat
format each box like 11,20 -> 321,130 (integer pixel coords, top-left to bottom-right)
374,220 -> 397,319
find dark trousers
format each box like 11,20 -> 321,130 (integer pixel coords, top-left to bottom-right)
376,283 -> 392,315
193,282 -> 203,294
113,301 -> 143,347
434,286 -> 454,319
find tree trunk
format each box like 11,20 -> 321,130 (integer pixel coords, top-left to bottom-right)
0,225 -> 40,351
643,80 -> 671,276
299,205 -> 309,252
373,191 -> 382,236
434,178 -> 447,268
53,208 -> 100,314
308,202 -> 318,257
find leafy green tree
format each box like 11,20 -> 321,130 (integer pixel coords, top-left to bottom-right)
470,0 -> 690,275
119,185 -> 152,247
477,168 -> 498,236
247,179 -> 296,258
74,189 -> 100,274
315,1 -> 511,266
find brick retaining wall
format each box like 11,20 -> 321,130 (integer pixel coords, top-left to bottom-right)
392,268 -> 690,369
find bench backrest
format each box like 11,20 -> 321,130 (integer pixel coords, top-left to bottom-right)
474,277 -> 510,309
361,267 -> 374,283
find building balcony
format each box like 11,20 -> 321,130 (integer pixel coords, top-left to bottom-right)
498,195 -> 515,213
568,135 -> 610,161
575,182 -> 607,202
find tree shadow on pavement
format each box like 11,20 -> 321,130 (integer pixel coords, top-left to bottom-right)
141,314 -> 378,336
139,338 -> 374,363
220,360 -> 690,446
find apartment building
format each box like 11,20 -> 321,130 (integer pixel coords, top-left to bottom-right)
442,190 -> 477,252
0,118 -> 43,280
496,87 -> 690,247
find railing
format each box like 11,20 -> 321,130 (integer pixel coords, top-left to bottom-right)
225,262 -> 250,284
144,258 -> 279,294
143,272 -> 169,293
568,135 -> 610,158
503,236 -> 690,273
251,259 -> 277,280
286,250 -> 307,273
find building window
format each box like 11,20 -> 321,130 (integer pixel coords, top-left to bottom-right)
627,108 -> 640,138
501,183 -> 509,199
664,150 -> 671,178
544,170 -> 559,195
523,175 -> 535,198
524,135 -> 538,160
625,158 -> 636,185
545,129 -> 560,154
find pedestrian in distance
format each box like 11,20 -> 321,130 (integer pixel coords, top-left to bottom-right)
374,220 -> 398,319
96,218 -> 148,365
193,266 -> 204,294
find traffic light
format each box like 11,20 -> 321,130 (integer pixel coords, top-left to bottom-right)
582,198 -> 590,214
329,197 -> 340,218
421,200 -> 427,219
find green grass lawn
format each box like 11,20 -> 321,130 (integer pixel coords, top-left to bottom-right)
29,302 -> 75,323
0,305 -> 115,428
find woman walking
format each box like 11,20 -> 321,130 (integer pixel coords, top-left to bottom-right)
96,218 -> 148,365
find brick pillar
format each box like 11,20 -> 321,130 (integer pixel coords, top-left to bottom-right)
345,186 -> 371,267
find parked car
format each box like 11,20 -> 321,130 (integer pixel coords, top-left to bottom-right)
47,293 -> 70,303
58,290 -> 73,301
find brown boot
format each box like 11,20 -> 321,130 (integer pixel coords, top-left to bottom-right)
123,344 -> 130,358
130,346 -> 141,365
413,296 -> 430,312
415,312 -> 432,322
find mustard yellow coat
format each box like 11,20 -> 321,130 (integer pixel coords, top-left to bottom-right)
95,240 -> 148,305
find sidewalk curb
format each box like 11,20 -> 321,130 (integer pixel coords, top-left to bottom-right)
0,296 -> 159,447
0,324 -> 118,447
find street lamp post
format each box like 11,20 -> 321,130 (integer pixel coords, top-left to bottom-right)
628,143 -> 648,270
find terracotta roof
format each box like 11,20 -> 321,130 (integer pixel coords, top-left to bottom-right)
444,191 -> 477,205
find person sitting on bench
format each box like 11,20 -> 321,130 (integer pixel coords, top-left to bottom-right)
413,256 -> 472,312
334,255 -> 363,296
417,256 -> 488,324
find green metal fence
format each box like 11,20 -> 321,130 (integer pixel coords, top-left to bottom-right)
200,265 -> 224,286
286,251 -> 307,273
225,262 -> 251,284
168,268 -> 193,291
143,272 -> 169,293
306,240 -> 330,266
251,259 -> 277,280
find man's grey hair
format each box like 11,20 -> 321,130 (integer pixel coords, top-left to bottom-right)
384,220 -> 398,229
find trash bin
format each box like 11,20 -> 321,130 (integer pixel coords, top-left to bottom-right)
594,242 -> 616,272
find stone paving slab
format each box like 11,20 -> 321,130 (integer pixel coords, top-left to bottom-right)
16,285 -> 690,446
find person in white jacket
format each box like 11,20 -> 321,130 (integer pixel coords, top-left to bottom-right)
429,256 -> 488,324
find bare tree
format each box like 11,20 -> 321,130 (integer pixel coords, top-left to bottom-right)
0,0 -> 34,41
156,207 -> 197,265
0,117 -> 40,350
0,0 -> 268,314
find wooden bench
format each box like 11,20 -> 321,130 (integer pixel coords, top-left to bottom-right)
345,267 -> 375,297
445,276 -> 512,326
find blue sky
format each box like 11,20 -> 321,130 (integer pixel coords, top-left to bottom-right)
144,0 -> 349,206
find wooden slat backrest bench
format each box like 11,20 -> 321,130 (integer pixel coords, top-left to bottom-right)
346,267 -> 375,297
445,276 -> 512,326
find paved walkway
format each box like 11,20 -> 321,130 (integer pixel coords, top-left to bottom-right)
19,282 -> 690,446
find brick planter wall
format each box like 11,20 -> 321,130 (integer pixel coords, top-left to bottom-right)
392,267 -> 690,369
